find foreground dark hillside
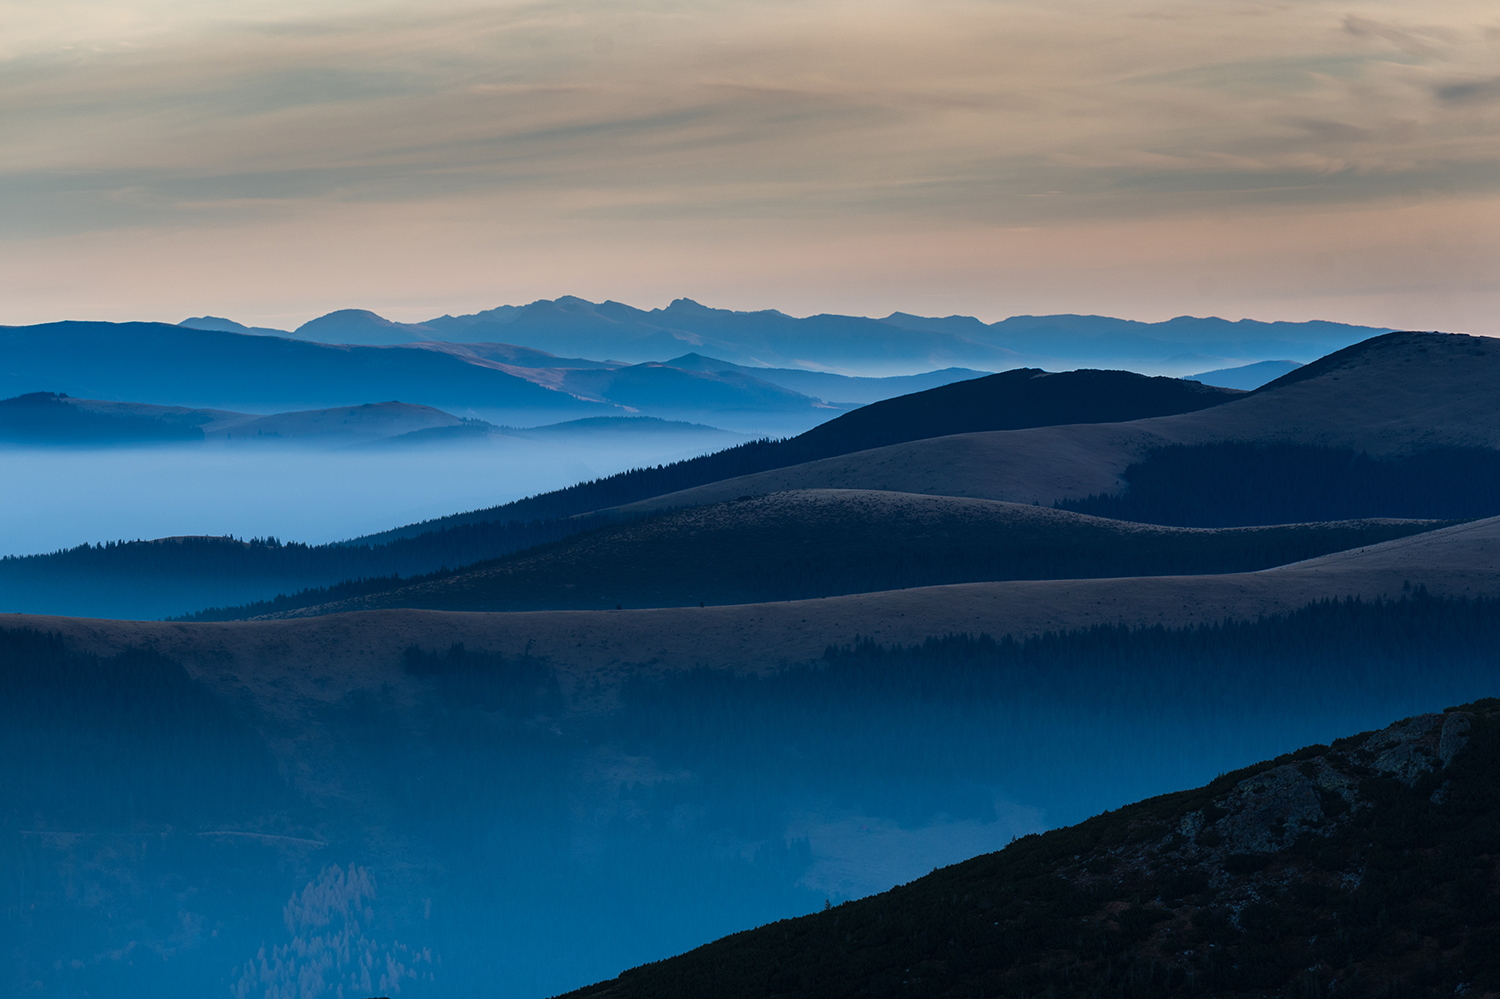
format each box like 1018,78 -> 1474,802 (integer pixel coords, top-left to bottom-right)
193,494 -> 1440,618
562,699 -> 1500,999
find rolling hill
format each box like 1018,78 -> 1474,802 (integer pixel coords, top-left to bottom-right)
8,333 -> 1490,621
231,491 -> 1443,617
0,366 -> 1252,619
0,320 -> 617,421
1186,359 -> 1302,389
0,393 -> 496,447
0,391 -> 215,444
347,366 -> 1246,548
610,331 -> 1500,515
20,513 -> 1500,682
659,354 -> 989,404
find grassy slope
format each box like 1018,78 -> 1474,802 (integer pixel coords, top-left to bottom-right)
349,367 -> 1243,547
24,516 -> 1500,683
559,700 -> 1500,999
608,332 -> 1500,517
256,490 -> 1444,616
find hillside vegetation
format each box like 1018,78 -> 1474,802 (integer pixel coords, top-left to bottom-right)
562,693 -> 1500,999
190,492 -> 1443,618
1060,442 -> 1500,526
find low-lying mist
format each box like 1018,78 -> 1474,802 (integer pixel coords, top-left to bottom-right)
0,428 -> 742,559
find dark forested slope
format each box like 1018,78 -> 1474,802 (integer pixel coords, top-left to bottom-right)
209,493 -> 1442,618
1060,443 -> 1500,526
561,697 -> 1500,999
351,368 -> 1244,547
788,367 -> 1240,456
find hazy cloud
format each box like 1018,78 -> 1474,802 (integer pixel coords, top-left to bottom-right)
1436,76 -> 1500,104
1,0 -> 1498,331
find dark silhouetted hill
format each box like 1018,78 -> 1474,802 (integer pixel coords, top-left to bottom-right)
202,493 -> 1440,618
1060,442 -> 1500,526
0,392 -> 210,444
346,366 -> 1246,548
615,332 -> 1500,514
791,368 -> 1241,456
560,696 -> 1500,999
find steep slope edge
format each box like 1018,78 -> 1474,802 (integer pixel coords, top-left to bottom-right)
560,701 -> 1500,998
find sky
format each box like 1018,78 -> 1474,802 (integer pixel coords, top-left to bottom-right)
1,0 -> 1498,332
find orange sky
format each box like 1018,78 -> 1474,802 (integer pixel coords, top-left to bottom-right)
2,0 -> 1497,332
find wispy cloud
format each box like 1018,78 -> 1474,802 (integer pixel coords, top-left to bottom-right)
0,0 -> 1498,330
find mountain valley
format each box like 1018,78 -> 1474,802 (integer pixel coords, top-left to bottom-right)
4,325 -> 1498,999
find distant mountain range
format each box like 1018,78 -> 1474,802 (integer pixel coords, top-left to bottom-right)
181,297 -> 1387,376
1186,358 -> 1303,390
0,393 -> 745,451
0,320 -> 988,433
0,302 -> 1382,438
0,393 -> 475,446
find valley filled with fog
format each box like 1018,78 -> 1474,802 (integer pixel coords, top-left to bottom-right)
0,427 -> 744,557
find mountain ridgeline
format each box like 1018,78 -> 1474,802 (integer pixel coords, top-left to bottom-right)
0,369 -> 1248,620
0,391 -> 207,444
351,368 -> 1245,545
185,297 -> 1382,373
789,368 -> 1240,455
192,495 -> 1444,619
